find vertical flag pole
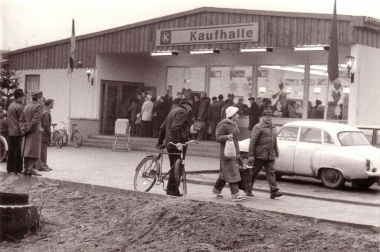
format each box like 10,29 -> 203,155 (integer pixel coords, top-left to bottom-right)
67,19 -> 75,135
326,0 -> 339,120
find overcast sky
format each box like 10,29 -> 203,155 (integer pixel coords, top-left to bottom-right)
1,0 -> 380,51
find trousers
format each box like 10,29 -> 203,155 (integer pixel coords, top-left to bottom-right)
251,159 -> 279,193
213,176 -> 239,197
6,136 -> 23,173
36,141 -> 49,170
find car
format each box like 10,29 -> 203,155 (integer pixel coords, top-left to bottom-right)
239,121 -> 380,189
358,126 -> 380,148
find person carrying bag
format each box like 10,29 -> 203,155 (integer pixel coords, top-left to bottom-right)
212,106 -> 245,202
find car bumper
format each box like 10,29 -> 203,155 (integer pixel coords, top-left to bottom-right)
365,171 -> 380,185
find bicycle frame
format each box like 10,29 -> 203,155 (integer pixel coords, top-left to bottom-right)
149,140 -> 196,188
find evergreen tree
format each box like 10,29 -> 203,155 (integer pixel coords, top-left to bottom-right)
0,69 -> 21,136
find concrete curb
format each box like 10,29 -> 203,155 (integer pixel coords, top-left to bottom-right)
1,172 -> 379,232
185,171 -> 380,208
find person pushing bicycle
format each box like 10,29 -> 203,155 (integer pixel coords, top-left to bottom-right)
157,98 -> 193,196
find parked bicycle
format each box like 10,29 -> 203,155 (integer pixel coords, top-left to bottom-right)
0,134 -> 7,162
54,121 -> 83,148
0,117 -> 8,162
134,140 -> 198,197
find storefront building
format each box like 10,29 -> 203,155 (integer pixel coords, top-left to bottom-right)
3,7 -> 380,138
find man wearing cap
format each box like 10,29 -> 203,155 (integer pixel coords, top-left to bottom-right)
248,97 -> 260,131
158,98 -> 193,196
247,108 -> 283,199
6,88 -> 25,174
20,91 -> 43,176
37,99 -> 54,171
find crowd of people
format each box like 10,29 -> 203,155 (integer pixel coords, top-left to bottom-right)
120,91 -> 265,141
6,89 -> 54,176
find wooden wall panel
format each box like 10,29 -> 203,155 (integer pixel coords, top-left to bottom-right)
8,10 -> 380,70
311,19 -> 319,44
304,19 -> 312,45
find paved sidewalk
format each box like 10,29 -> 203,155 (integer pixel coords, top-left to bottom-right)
1,146 -> 379,229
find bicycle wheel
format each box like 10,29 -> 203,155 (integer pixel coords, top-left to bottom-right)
72,130 -> 83,148
0,136 -> 7,162
174,159 -> 187,197
134,156 -> 158,192
54,131 -> 63,148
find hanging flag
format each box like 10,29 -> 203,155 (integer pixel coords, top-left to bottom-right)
327,0 -> 339,82
67,19 -> 75,75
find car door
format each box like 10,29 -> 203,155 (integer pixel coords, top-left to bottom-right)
275,126 -> 299,174
293,127 -> 322,176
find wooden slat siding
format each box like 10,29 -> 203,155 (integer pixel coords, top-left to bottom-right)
277,16 -> 284,47
60,44 -> 65,69
139,25 -> 145,52
258,15 -> 266,47
310,19 -> 319,45
125,29 -> 131,53
120,30 -> 126,53
53,46 -> 58,69
41,48 -> 45,69
364,29 -> 370,47
143,24 -> 150,52
304,19 -> 312,45
129,28 -> 135,52
298,18 -> 305,45
118,30 -> 123,53
90,38 -> 96,66
282,17 -> 291,47
116,31 -> 121,53
317,19 -> 326,44
374,31 -> 379,48
46,47 -> 51,69
357,28 -> 363,45
86,39 -> 92,66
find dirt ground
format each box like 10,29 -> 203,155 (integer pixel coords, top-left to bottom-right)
0,175 -> 379,252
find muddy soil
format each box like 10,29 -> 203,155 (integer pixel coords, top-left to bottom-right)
0,175 -> 379,252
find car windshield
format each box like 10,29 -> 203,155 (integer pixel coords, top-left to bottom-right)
338,131 -> 371,146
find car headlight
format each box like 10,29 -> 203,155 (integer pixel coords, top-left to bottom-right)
366,159 -> 371,171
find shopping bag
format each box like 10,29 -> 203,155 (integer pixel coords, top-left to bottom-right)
238,168 -> 253,191
224,140 -> 236,159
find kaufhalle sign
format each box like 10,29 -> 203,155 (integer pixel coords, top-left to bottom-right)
156,23 -> 259,46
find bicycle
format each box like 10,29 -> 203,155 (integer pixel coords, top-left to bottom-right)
54,121 -> 83,148
134,140 -> 198,197
0,134 -> 7,162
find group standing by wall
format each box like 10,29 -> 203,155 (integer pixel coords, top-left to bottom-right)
6,89 -> 54,176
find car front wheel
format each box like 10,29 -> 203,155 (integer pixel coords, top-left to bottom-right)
321,168 -> 346,189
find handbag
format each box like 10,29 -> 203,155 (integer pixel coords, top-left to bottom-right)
238,168 -> 252,191
193,120 -> 203,131
224,139 -> 236,159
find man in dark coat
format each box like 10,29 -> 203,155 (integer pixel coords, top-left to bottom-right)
248,97 -> 260,131
217,94 -> 225,108
37,99 -> 54,171
158,98 -> 193,196
247,108 -> 283,199
6,88 -> 25,174
20,91 -> 43,176
196,93 -> 210,141
208,97 -> 221,141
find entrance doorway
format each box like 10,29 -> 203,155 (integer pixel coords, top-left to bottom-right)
100,80 -> 143,135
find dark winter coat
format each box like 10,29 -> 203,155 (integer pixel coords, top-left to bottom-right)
216,119 -> 241,183
248,101 -> 260,131
7,99 -> 24,136
41,107 -> 52,143
248,120 -> 279,161
208,101 -> 221,122
158,105 -> 190,149
20,101 -> 43,158
197,97 -> 210,121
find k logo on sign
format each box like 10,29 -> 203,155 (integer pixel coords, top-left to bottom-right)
160,30 -> 171,45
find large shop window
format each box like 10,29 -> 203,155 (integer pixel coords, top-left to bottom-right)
209,66 -> 252,107
167,67 -> 206,98
258,65 -> 350,120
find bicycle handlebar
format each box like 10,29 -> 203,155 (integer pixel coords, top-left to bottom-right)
168,140 -> 198,147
